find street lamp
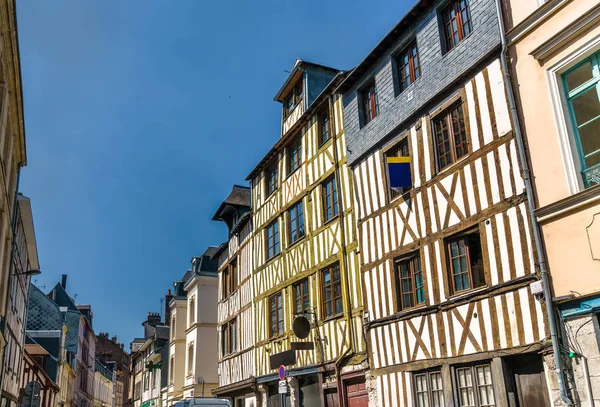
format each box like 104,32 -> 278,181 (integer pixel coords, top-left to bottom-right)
16,269 -> 41,277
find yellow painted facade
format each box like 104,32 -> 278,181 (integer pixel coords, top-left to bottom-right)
249,65 -> 366,406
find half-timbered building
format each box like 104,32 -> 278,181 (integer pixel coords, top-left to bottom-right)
247,60 -> 366,406
212,186 -> 257,406
338,0 -> 552,405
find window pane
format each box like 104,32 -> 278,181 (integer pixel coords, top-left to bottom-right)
578,119 -> 600,168
457,368 -> 475,407
572,87 -> 600,125
415,374 -> 429,407
476,365 -> 495,407
566,61 -> 594,92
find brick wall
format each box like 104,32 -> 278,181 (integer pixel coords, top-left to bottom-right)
342,0 -> 501,165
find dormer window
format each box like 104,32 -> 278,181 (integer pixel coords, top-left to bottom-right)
283,79 -> 304,118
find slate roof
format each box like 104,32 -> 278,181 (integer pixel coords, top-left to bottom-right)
47,283 -> 78,312
27,284 -> 63,332
274,59 -> 340,102
336,0 -> 428,93
211,185 -> 251,221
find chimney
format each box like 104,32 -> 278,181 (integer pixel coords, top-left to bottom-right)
120,344 -> 124,351
146,312 -> 161,327
164,289 -> 174,326
112,336 -> 117,344
61,274 -> 67,289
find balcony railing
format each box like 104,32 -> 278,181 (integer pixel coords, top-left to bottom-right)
583,163 -> 600,188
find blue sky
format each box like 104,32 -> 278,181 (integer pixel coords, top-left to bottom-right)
17,1 -> 411,345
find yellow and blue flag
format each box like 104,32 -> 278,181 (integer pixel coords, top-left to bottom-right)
387,157 -> 412,189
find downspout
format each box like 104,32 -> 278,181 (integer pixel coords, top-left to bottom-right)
329,91 -> 356,406
493,1 -> 573,405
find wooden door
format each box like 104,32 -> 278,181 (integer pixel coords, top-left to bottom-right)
505,354 -> 550,407
345,379 -> 368,407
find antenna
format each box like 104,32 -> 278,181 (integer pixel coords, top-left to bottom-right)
160,298 -> 164,320
74,294 -> 78,302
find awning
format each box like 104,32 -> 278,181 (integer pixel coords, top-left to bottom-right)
140,400 -> 157,407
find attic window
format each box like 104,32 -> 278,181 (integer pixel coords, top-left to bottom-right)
283,79 -> 304,118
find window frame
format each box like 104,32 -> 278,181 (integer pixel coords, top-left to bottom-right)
266,161 -> 279,196
221,318 -> 238,357
222,267 -> 230,300
287,200 -> 306,245
322,175 -> 340,223
452,363 -> 496,407
266,219 -> 281,260
293,278 -> 310,315
394,253 -> 426,312
188,296 -> 195,326
283,79 -> 304,119
229,258 -> 238,294
432,101 -> 470,171
384,136 -> 412,201
287,135 -> 303,175
413,370 -> 445,407
441,0 -> 473,53
187,343 -> 194,375
318,105 -> 331,146
321,262 -> 343,319
446,229 -> 486,295
268,292 -> 284,338
562,51 -> 600,189
395,40 -> 421,93
361,79 -> 379,126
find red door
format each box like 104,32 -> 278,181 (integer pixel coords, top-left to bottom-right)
345,379 -> 368,407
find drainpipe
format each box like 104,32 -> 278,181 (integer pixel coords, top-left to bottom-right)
493,1 -> 573,405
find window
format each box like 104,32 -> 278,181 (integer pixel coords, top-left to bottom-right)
287,136 -> 303,174
266,162 -> 279,196
322,176 -> 339,222
447,231 -> 485,294
442,0 -> 472,52
396,41 -> 421,92
223,258 -> 238,298
171,316 -> 176,339
152,369 -> 156,389
414,370 -> 444,407
284,80 -> 304,118
385,138 -> 411,200
321,263 -> 343,318
563,52 -> 600,188
187,344 -> 194,375
189,297 -> 195,325
361,80 -> 379,126
433,103 -> 469,170
266,220 -> 281,259
221,318 -> 238,356
288,201 -> 305,244
455,364 -> 495,407
319,106 -> 331,145
269,292 -> 284,338
169,356 -> 174,383
395,254 -> 425,311
293,278 -> 310,314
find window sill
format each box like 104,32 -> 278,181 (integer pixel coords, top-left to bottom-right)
448,286 -> 488,301
441,32 -> 473,58
323,213 -> 340,226
322,313 -> 344,323
286,165 -> 302,179
268,334 -> 286,342
395,77 -> 421,99
435,153 -> 470,179
265,252 -> 281,264
288,235 -> 306,249
318,137 -> 333,152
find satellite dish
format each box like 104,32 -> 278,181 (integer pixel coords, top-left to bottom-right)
292,316 -> 311,339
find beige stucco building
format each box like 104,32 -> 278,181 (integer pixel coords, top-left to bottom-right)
505,0 -> 600,405
182,249 -> 219,399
